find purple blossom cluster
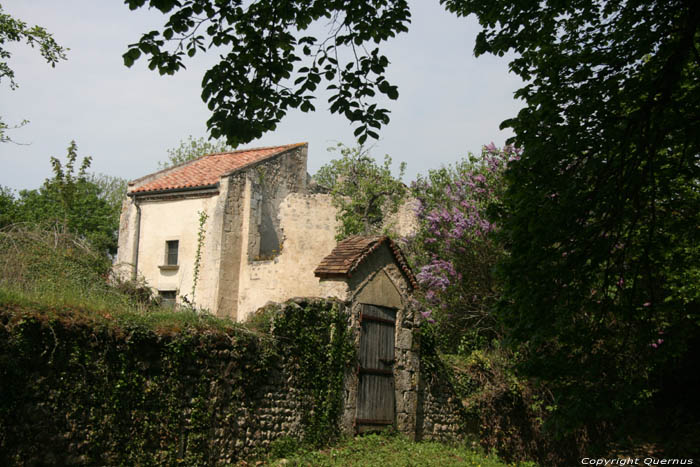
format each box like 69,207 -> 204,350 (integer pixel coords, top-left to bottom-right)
412,143 -> 519,324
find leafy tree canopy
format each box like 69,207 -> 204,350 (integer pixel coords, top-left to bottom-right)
314,143 -> 407,240
123,0 -> 409,146
4,141 -> 122,256
0,4 -> 67,143
159,135 -> 233,169
440,0 -> 700,431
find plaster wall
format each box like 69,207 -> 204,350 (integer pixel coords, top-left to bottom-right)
236,193 -> 339,322
133,193 -> 222,311
383,197 -> 420,239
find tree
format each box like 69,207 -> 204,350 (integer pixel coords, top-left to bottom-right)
314,143 -> 407,240
411,144 -> 518,352
86,173 -> 129,216
0,186 -> 18,228
14,141 -> 120,256
440,0 -> 700,432
159,135 -> 233,169
123,0 -> 699,434
0,4 -> 67,143
123,0 -> 408,146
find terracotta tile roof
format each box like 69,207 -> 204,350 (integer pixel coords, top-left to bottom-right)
129,142 -> 306,194
314,235 -> 418,289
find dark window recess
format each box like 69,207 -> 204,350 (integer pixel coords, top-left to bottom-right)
160,290 -> 177,307
166,240 -> 179,265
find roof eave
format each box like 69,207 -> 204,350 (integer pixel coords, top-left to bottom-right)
128,183 -> 220,198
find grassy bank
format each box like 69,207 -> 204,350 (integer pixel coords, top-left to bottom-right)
252,432 -> 534,467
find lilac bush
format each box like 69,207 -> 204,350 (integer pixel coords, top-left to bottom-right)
410,143 -> 520,351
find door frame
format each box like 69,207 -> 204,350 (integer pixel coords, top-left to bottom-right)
355,303 -> 398,433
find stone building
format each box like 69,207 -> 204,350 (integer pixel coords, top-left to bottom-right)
314,235 -> 421,436
116,142 -> 417,322
115,143 -> 467,440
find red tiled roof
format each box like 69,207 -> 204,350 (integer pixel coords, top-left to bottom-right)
314,235 -> 417,289
129,142 -> 306,194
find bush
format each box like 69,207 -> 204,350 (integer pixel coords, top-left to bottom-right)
0,224 -> 153,313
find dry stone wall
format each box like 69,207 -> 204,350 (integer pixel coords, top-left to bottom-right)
0,298 -> 354,466
0,297 -> 471,465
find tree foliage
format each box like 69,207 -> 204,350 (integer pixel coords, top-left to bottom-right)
314,143 -> 406,240
3,142 -> 122,256
411,144 -> 518,353
121,0 -> 699,438
441,0 -> 700,431
0,4 -> 67,143
123,0 -> 409,146
159,135 -> 233,169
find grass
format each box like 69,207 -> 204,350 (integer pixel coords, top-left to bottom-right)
0,284 -> 246,337
250,432 -> 536,467
0,224 -> 248,335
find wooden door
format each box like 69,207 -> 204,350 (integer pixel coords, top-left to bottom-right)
356,304 -> 396,433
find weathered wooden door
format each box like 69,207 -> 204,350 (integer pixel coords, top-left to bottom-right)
356,304 -> 396,433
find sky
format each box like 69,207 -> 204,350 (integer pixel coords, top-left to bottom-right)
0,1 -> 523,192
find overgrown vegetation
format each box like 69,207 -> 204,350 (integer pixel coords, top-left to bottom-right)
0,282 -> 355,465
0,141 -> 125,256
258,431 -> 528,467
408,144 -> 516,352
314,143 -> 407,240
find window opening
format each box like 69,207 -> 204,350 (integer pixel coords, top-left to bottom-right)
166,240 -> 179,265
159,290 -> 177,307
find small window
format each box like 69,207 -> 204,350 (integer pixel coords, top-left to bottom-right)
159,290 -> 177,307
166,240 -> 179,266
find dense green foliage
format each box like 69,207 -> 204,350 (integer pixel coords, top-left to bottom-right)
123,0 -> 408,145
314,143 -> 407,240
0,295 -> 354,465
158,135 -> 233,169
1,141 -> 123,256
256,299 -> 355,446
0,4 -> 67,143
440,0 -> 700,434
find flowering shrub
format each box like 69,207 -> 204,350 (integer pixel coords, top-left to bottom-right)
410,143 -> 520,352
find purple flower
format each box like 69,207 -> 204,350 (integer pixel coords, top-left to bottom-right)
420,310 -> 435,324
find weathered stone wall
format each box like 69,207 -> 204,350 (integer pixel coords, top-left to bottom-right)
237,193 -> 339,321
0,299 -> 353,465
383,196 -> 420,240
245,145 -> 308,261
216,172 -> 247,319
320,245 -> 423,438
416,369 -> 469,442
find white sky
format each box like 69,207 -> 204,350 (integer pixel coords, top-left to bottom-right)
0,0 -> 523,191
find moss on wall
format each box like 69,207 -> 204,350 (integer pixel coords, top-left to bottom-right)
0,298 -> 353,466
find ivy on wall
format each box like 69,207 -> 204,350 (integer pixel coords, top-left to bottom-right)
265,298 -> 355,446
0,298 -> 354,465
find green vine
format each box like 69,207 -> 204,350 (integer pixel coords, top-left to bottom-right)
269,299 -> 356,446
190,210 -> 208,306
0,298 -> 355,464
